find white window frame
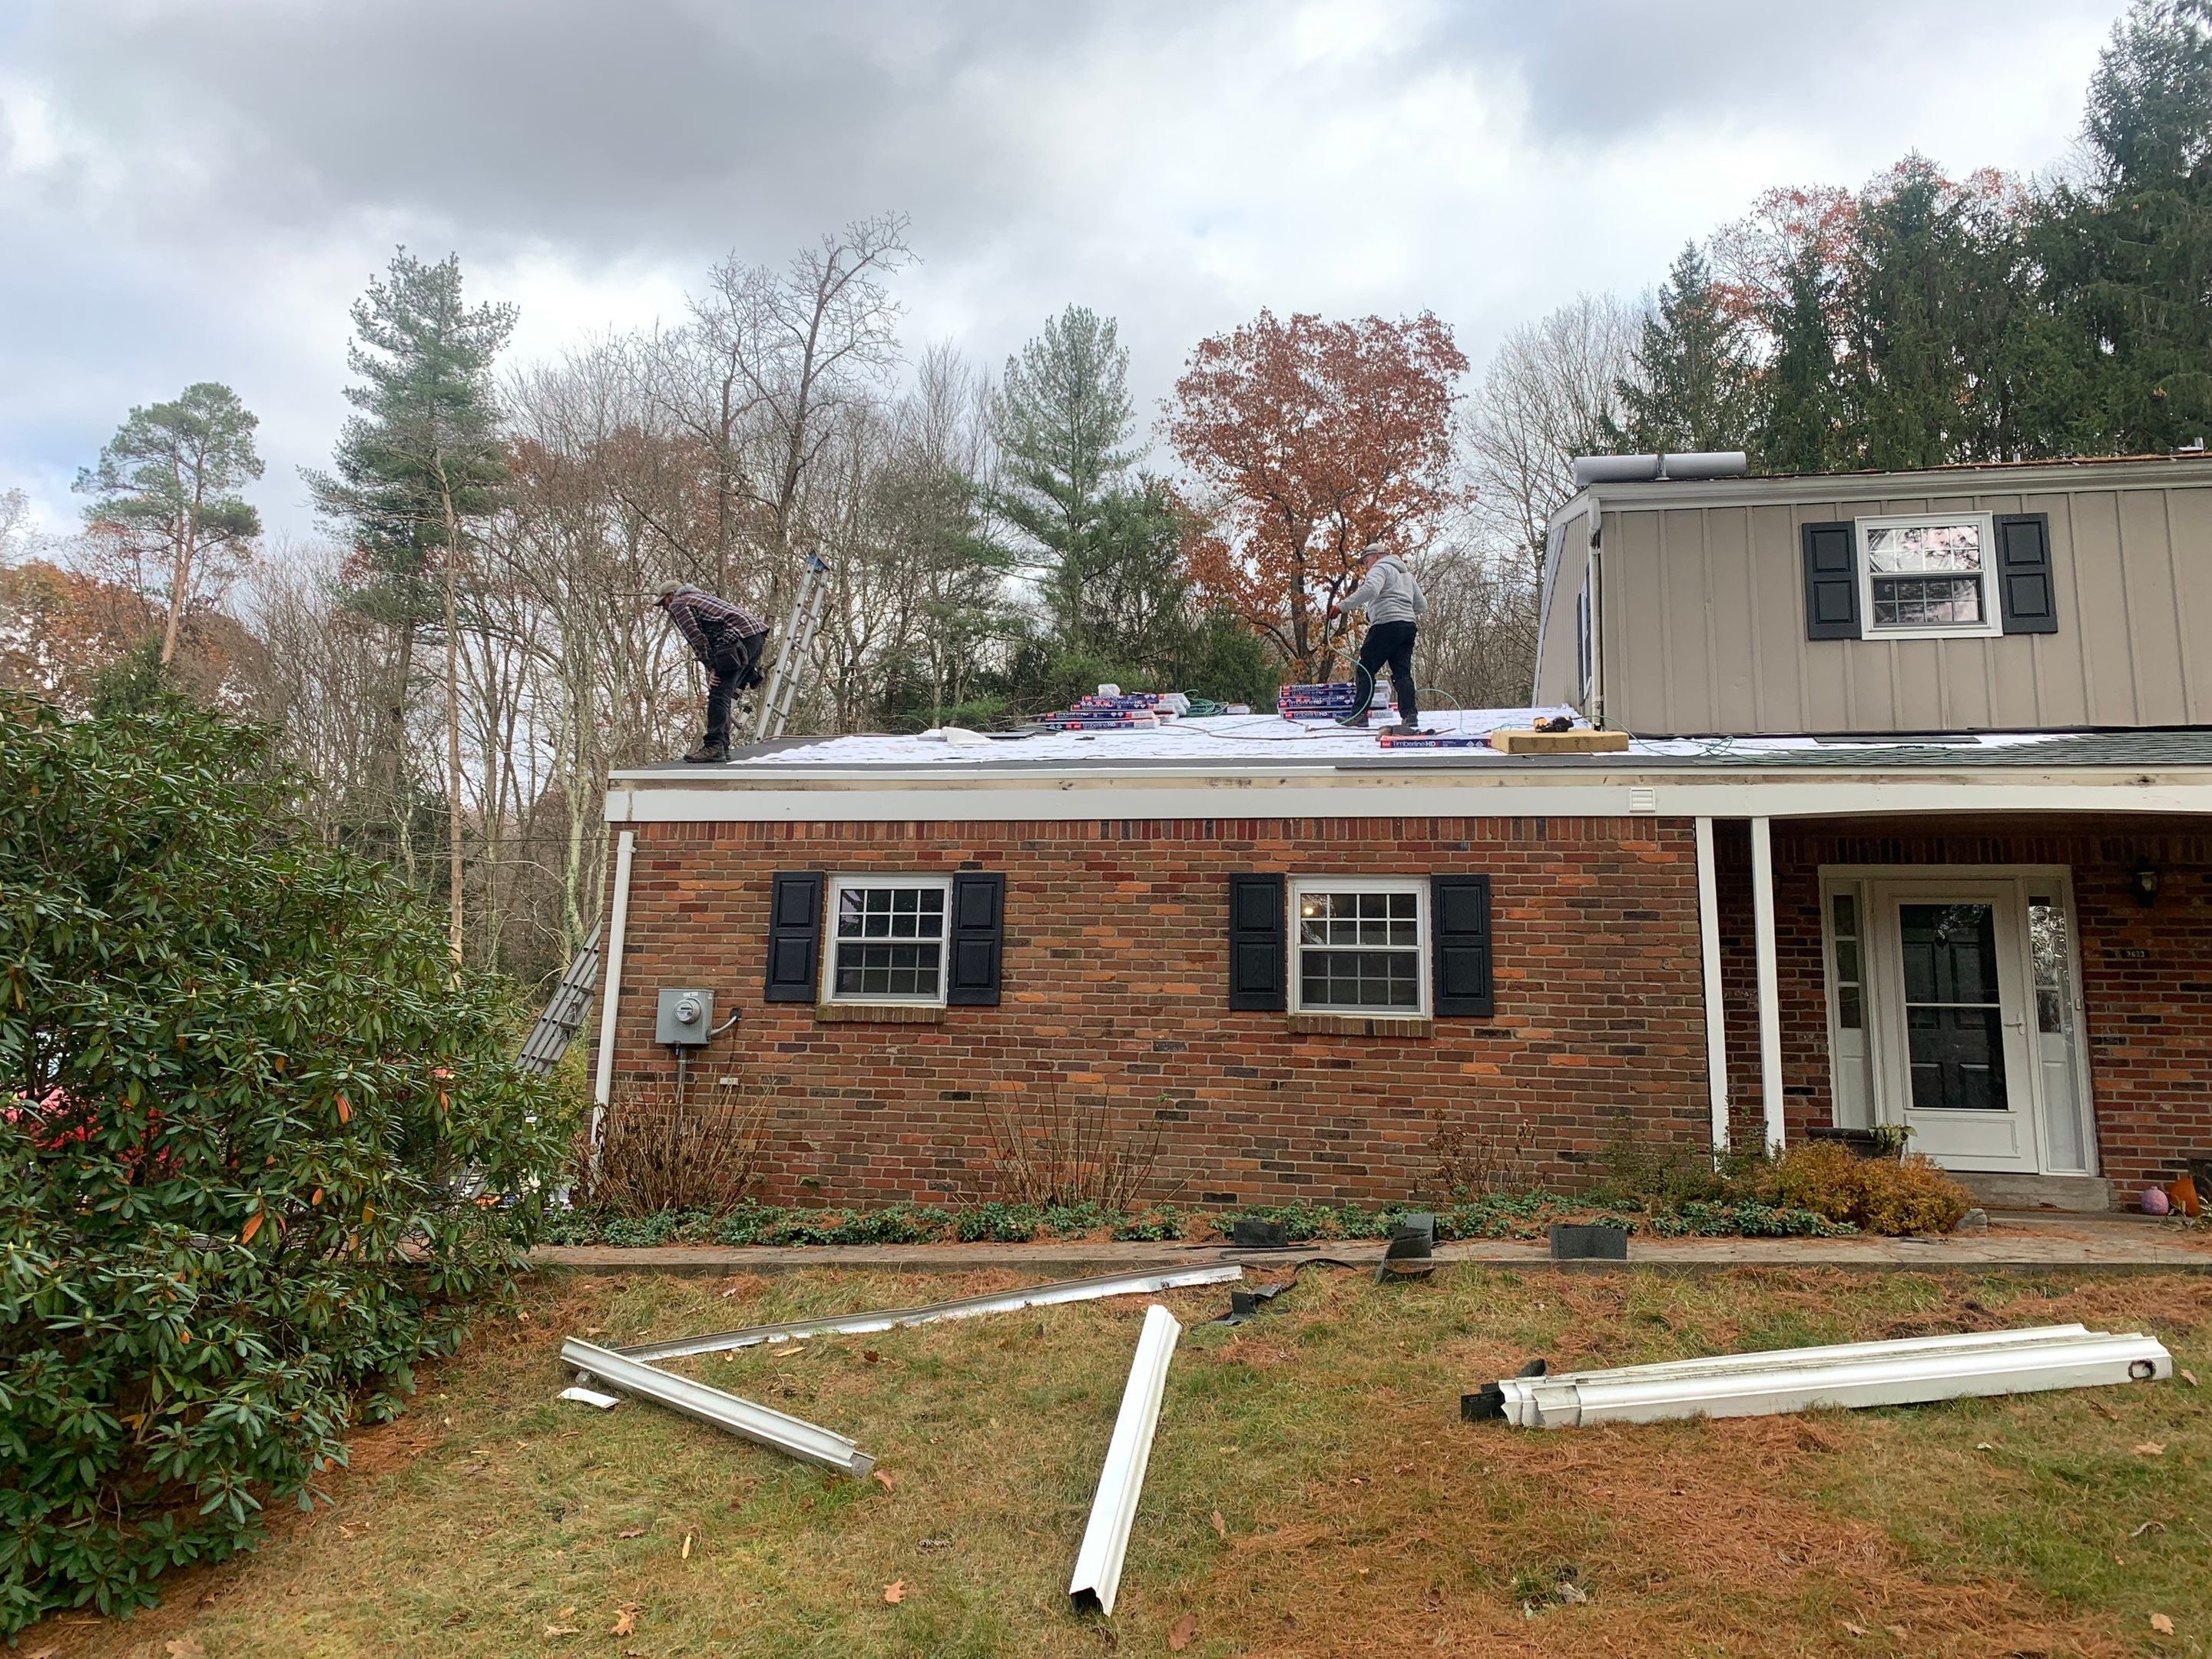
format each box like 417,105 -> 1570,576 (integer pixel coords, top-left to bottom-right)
1287,876 -> 1429,1018
820,874 -> 954,1007
1855,512 -> 2002,641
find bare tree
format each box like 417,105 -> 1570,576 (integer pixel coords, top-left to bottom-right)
1460,293 -> 1641,580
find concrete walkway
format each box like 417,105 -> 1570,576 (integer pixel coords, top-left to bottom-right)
533,1213 -> 2211,1276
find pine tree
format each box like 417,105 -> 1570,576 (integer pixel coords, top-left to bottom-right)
306,249 -> 515,960
2042,0 -> 2212,449
1755,247 -> 1839,474
74,382 -> 263,669
1613,243 -> 1760,453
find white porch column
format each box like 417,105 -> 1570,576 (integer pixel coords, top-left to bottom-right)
1694,816 -> 1730,1151
591,830 -> 638,1141
1750,816 -> 1785,1151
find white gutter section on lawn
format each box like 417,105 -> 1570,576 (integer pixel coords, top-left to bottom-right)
615,1263 -> 1244,1363
1492,1326 -> 2169,1429
1069,1303 -> 1182,1618
561,1338 -> 876,1477
591,829 -> 636,1117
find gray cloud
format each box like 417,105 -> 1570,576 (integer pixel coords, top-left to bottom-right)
0,0 -> 2127,541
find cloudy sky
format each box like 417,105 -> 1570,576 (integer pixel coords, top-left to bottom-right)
0,0 -> 2128,544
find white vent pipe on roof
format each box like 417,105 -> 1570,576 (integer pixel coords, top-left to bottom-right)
1571,452 -> 1748,487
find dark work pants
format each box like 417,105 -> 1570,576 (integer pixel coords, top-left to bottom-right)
702,632 -> 766,750
1347,619 -> 1419,727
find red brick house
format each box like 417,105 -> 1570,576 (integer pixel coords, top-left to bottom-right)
590,456 -> 2212,1212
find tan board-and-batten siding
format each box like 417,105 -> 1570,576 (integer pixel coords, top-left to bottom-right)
1534,458 -> 2212,737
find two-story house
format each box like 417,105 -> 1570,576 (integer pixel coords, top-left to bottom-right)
588,455 -> 2212,1214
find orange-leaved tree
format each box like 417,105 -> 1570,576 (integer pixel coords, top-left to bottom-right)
1167,310 -> 1467,681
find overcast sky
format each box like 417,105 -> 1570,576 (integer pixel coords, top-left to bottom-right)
0,0 -> 2128,545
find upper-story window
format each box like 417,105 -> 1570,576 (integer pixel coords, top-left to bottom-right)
1857,514 -> 2002,640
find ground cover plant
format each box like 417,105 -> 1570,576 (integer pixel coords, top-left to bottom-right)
0,697 -> 570,1634
17,1266 -> 2206,1657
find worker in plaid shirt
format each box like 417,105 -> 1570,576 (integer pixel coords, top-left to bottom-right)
654,581 -> 771,762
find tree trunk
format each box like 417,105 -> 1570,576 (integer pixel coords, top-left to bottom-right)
439,480 -> 466,969
159,525 -> 193,668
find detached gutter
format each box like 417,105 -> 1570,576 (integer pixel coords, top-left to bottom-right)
1068,1303 -> 1182,1617
561,1337 -> 876,1476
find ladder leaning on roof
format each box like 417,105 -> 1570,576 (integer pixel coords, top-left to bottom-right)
752,549 -> 833,743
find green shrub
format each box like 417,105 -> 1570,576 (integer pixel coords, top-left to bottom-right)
955,1202 -> 1041,1243
0,697 -> 568,1634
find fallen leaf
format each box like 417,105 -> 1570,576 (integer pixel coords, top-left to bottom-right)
681,1532 -> 694,1559
558,1606 -> 576,1618
2134,1442 -> 2167,1456
873,1469 -> 896,1494
1556,1581 -> 1588,1604
2181,1369 -> 2199,1387
1975,1442 -> 1995,1452
1210,1509 -> 1227,1539
611,1607 -> 638,1637
1883,1627 -> 1907,1640
2088,1396 -> 2120,1421
2152,1612 -> 2175,1634
883,1580 -> 908,1605
542,1627 -> 580,1638
1169,1611 -> 1198,1650
2131,1519 -> 2167,1539
164,1641 -> 206,1659
864,1349 -> 881,1363
618,1527 -> 647,1539
1842,1621 -> 1869,1637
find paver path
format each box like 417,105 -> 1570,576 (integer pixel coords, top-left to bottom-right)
533,1213 -> 2210,1275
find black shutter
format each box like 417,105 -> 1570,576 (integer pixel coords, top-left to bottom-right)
946,872 -> 1005,1006
1801,521 -> 1860,640
1432,875 -> 1494,1017
763,872 -> 823,1002
1995,512 -> 2059,634
1227,874 -> 1286,1011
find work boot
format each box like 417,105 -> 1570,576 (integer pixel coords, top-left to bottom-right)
683,742 -> 728,764
1334,712 -> 1369,728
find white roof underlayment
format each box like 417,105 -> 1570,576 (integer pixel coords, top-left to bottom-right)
694,707 -> 2082,772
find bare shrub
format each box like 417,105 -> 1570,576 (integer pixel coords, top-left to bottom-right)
1429,1111 -> 1539,1199
579,1078 -> 770,1217
980,1085 -> 1171,1210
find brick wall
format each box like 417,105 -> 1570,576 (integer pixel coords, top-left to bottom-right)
1715,814 -> 2212,1190
596,814 -> 1712,1207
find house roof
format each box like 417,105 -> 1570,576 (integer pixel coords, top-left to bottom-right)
610,710 -> 2212,782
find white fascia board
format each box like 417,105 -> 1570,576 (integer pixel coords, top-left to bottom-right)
1069,1303 -> 1181,1618
615,1263 -> 1243,1363
1569,457 -> 2212,513
606,774 -> 2212,826
1556,1333 -> 2171,1427
561,1339 -> 876,1476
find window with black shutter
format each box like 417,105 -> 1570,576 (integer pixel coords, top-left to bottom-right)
1227,874 -> 1286,1011
763,872 -> 823,1002
945,873 -> 1005,1006
1431,875 -> 1495,1017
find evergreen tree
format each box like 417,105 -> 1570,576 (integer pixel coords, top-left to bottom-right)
73,382 -> 263,669
2042,0 -> 2212,449
306,249 -> 515,958
1756,246 -> 1841,473
1613,243 -> 1760,453
990,304 -> 1138,590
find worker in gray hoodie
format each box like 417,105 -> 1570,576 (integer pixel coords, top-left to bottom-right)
1327,547 -> 1427,730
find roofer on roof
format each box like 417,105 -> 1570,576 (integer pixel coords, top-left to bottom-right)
1327,548 -> 1428,733
654,580 -> 772,763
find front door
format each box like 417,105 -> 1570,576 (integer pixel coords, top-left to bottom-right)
1872,880 -> 2040,1171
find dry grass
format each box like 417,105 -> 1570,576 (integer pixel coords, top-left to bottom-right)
22,1269 -> 2210,1658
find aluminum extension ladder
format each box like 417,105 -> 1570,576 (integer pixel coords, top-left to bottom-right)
751,548 -> 832,742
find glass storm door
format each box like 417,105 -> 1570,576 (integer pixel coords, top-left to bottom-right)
1873,882 -> 2040,1171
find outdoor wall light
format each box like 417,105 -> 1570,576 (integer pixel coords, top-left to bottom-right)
2131,859 -> 2163,908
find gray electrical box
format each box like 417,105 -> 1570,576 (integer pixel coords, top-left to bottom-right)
656,987 -> 715,1046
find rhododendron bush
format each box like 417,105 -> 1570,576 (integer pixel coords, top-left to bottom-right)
0,695 -> 568,1634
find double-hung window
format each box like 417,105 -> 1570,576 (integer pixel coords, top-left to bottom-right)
823,875 -> 951,1005
1289,877 -> 1427,1016
1856,513 -> 2001,639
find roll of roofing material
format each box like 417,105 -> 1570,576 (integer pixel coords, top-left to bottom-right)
1569,451 -> 1750,487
